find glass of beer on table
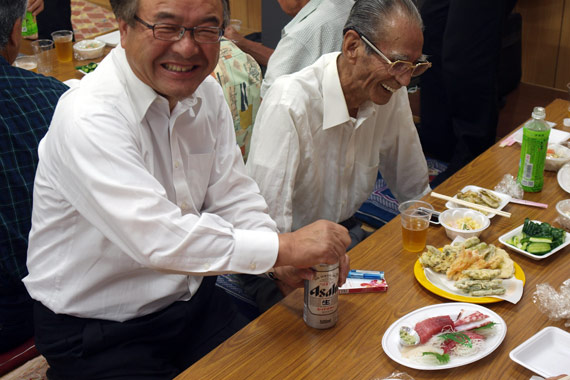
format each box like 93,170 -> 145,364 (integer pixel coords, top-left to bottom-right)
398,200 -> 433,252
51,30 -> 74,62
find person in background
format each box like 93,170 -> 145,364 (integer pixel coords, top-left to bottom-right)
212,38 -> 262,162
23,0 -> 350,378
224,0 -> 353,91
417,0 -> 517,187
245,0 -> 430,304
0,0 -> 68,354
36,0 -> 73,40
26,0 -> 43,16
259,0 -> 354,97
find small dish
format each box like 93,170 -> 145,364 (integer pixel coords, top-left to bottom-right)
545,143 -> 570,171
73,39 -> 105,60
95,30 -> 120,47
445,185 -> 511,219
558,163 -> 570,194
439,208 -> 490,240
76,62 -> 98,75
509,326 -> 570,377
498,220 -> 570,260
555,199 -> 570,229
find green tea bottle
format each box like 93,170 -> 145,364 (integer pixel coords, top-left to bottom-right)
21,11 -> 38,40
517,106 -> 550,192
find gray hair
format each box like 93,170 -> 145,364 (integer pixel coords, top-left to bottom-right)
344,0 -> 423,53
0,0 -> 27,50
110,0 -> 230,28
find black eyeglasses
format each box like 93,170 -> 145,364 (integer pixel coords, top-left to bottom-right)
347,28 -> 431,77
134,15 -> 224,44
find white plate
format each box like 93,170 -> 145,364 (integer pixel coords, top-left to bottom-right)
445,185 -> 511,219
498,220 -> 570,260
558,163 -> 570,194
510,122 -> 564,144
423,268 -> 524,304
381,303 -> 506,370
509,326 -> 570,377
95,30 -> 120,47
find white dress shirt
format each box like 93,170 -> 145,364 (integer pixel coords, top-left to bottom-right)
247,52 -> 431,233
260,0 -> 354,97
24,47 -> 278,322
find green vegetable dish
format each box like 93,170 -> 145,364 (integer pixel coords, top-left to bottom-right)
76,62 -> 98,74
506,218 -> 566,255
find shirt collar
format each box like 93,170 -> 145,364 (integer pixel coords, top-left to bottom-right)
322,52 -> 351,130
112,46 -> 199,122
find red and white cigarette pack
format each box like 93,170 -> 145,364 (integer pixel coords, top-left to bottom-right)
339,278 -> 388,294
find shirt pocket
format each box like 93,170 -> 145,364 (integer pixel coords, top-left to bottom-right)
350,161 -> 379,209
182,151 -> 215,213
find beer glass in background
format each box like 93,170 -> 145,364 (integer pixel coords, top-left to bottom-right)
31,39 -> 54,74
13,55 -> 38,72
51,30 -> 74,62
398,200 -> 433,252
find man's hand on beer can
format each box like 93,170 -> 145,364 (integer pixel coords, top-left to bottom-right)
275,220 -> 351,268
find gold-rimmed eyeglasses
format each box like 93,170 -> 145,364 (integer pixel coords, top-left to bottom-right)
134,15 -> 224,44
355,30 -> 431,77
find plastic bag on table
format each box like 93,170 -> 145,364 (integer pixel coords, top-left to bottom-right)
532,279 -> 570,327
494,174 -> 524,199
371,371 -> 415,380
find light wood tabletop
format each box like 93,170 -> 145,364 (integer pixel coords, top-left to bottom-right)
176,98 -> 570,380
18,36 -> 114,83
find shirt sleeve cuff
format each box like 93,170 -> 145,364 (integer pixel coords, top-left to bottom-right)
232,229 -> 279,274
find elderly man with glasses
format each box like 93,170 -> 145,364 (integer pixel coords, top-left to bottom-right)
247,0 -> 430,294
23,0 -> 351,378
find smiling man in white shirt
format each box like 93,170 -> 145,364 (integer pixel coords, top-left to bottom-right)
23,0 -> 350,378
248,0 -> 431,247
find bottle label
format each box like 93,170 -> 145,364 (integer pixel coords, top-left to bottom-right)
517,128 -> 550,192
22,11 -> 38,38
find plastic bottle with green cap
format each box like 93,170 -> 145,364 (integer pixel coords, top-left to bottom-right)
517,106 -> 551,192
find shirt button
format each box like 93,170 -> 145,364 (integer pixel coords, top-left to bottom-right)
249,263 -> 256,270
203,263 -> 210,270
180,202 -> 188,210
174,161 -> 180,169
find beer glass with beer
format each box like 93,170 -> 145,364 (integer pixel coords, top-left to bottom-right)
51,30 -> 74,62
398,200 -> 433,252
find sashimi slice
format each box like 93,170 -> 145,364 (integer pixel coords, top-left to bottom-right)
414,315 -> 454,344
454,310 -> 491,331
441,330 -> 486,354
454,310 -> 489,326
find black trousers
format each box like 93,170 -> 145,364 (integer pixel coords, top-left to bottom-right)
418,0 -> 516,186
36,0 -> 73,40
33,277 -> 249,380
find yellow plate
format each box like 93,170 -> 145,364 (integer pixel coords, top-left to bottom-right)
414,260 -> 526,303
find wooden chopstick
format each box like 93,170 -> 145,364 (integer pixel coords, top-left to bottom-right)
430,192 -> 511,218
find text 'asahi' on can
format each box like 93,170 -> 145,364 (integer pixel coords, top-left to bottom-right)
303,262 -> 339,329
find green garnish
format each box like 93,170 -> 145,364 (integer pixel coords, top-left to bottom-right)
422,352 -> 450,364
75,62 -> 98,73
473,322 -> 497,331
438,332 -> 472,348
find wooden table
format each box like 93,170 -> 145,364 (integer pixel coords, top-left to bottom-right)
19,37 -> 113,82
176,98 -> 570,380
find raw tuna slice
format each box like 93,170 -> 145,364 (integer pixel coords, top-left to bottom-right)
414,315 -> 455,344
441,330 -> 486,354
454,310 -> 492,331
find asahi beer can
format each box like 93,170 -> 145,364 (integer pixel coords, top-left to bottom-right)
303,263 -> 339,329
